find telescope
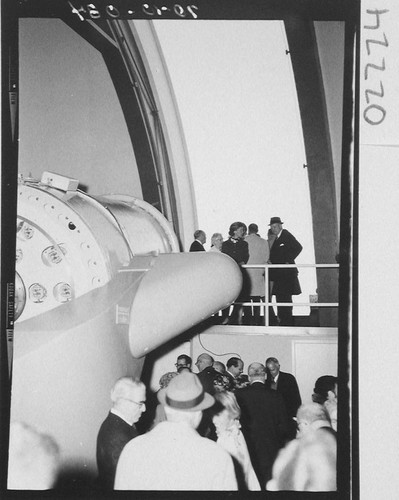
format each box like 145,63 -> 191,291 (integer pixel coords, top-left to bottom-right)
10,171 -> 242,477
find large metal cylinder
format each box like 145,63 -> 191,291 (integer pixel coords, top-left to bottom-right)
15,172 -> 179,323
11,171 -> 243,477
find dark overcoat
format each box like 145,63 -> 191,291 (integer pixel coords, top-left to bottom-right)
96,412 -> 139,489
235,382 -> 289,487
269,229 -> 302,295
265,371 -> 302,420
189,240 -> 205,252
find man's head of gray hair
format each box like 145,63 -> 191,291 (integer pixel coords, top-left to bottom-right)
248,362 -> 266,382
110,377 -> 147,425
111,377 -> 145,405
195,353 -> 214,372
213,361 -> 226,374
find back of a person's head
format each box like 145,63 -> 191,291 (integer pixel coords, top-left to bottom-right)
312,376 -> 337,403
297,403 -> 330,425
213,361 -> 226,374
164,405 -> 202,428
111,377 -> 144,404
248,362 -> 266,380
198,353 -> 214,367
214,391 -> 240,420
194,229 -> 204,239
248,223 -> 258,234
267,429 -> 336,491
8,422 -> 60,490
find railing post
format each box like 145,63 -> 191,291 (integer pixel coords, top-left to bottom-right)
264,265 -> 269,327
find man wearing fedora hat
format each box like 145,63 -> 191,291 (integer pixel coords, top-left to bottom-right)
115,372 -> 238,490
268,217 -> 302,326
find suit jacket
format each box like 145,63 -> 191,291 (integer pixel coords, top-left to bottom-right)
189,240 -> 205,252
266,371 -> 302,419
224,370 -> 235,385
96,412 -> 139,489
269,228 -> 302,295
235,382 -> 289,487
221,238 -> 249,265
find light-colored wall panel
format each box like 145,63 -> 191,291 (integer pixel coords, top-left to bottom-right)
146,327 -> 338,400
293,339 -> 338,404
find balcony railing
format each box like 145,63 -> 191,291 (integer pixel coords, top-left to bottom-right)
222,263 -> 339,327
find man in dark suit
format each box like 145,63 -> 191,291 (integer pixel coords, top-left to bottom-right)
195,352 -> 218,395
189,229 -> 206,251
268,216 -> 302,326
195,353 -> 218,439
96,377 -> 146,490
235,362 -> 289,489
265,357 -> 302,440
225,357 -> 244,391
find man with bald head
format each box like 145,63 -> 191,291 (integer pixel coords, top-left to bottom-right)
235,362 -> 289,489
195,353 -> 218,395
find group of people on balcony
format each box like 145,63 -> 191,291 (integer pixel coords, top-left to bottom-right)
189,217 -> 303,326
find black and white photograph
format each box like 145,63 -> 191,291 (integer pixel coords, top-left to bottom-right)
1,0 -> 398,497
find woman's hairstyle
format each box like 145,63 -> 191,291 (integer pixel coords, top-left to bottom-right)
312,376 -> 337,403
159,371 -> 178,389
228,222 -> 247,237
210,232 -> 223,246
214,390 -> 241,419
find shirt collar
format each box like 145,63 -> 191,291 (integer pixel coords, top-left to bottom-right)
111,408 -> 135,426
272,372 -> 280,383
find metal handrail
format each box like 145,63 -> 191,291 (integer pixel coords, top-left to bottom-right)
232,263 -> 339,326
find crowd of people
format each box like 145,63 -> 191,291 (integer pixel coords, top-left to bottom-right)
7,353 -> 338,492
99,353 -> 337,491
189,217 -> 303,326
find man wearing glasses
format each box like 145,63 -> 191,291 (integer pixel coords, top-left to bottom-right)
96,377 -> 146,490
175,354 -> 192,373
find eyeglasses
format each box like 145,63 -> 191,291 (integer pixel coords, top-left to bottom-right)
122,398 -> 146,408
175,363 -> 188,368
